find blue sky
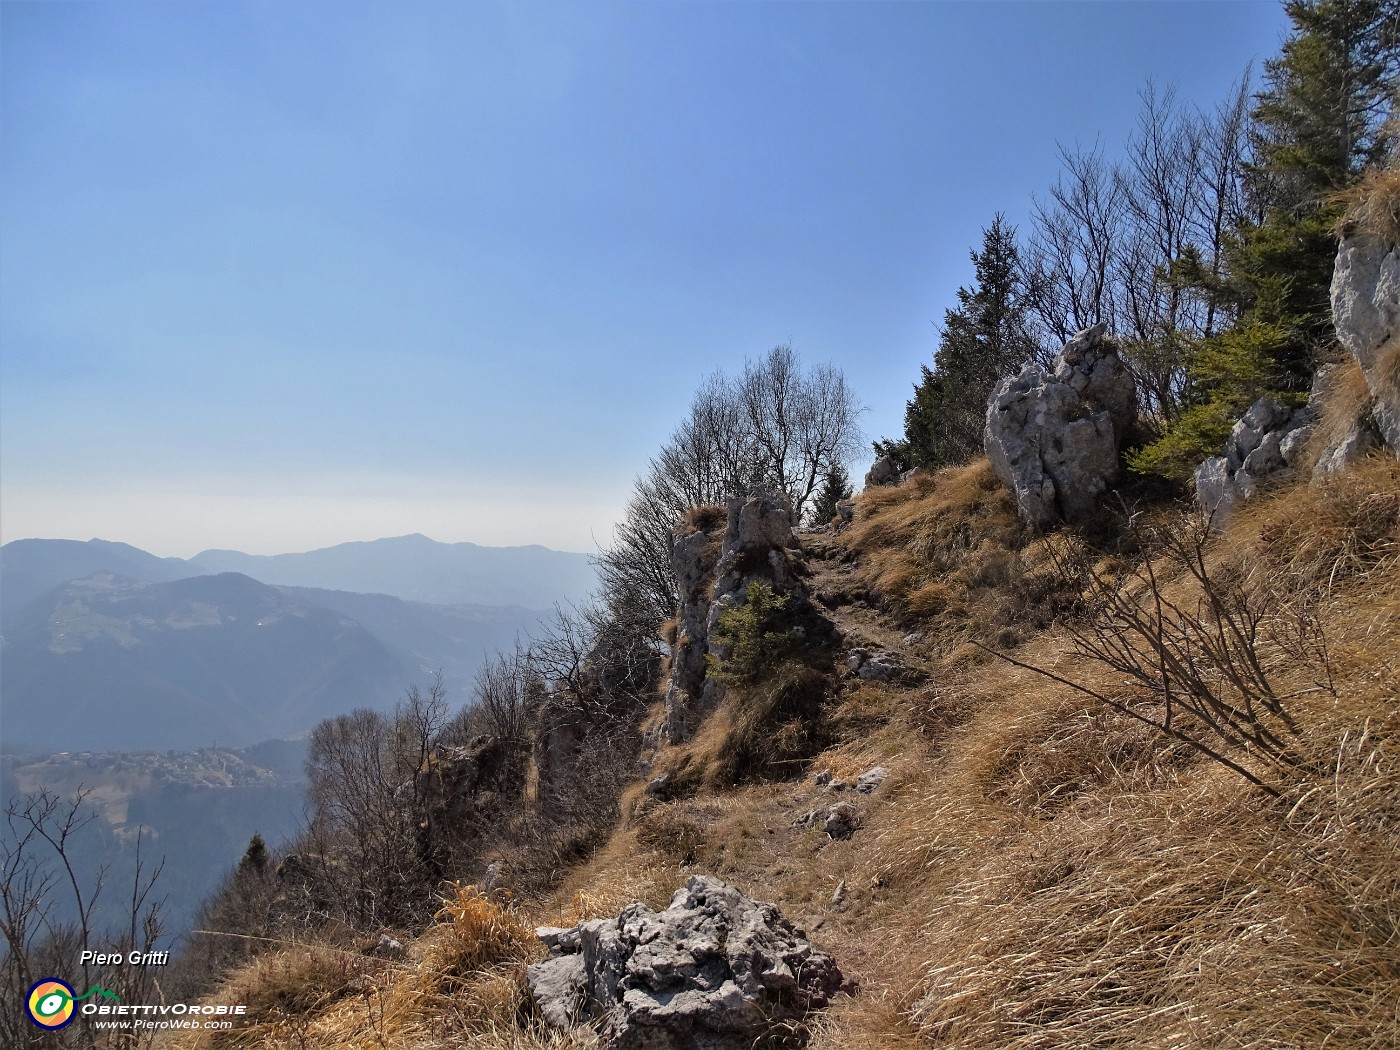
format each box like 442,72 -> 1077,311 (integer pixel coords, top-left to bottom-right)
1,0 -> 1290,557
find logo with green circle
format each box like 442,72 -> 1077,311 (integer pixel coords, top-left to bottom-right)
27,978 -> 77,1029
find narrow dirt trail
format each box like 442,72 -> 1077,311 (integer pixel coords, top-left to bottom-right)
799,529 -> 937,680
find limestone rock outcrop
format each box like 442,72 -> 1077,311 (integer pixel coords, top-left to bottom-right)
845,647 -> 905,682
1316,222 -> 1400,472
984,323 -> 1137,527
663,487 -> 805,743
527,874 -> 846,1049
1195,395 -> 1315,519
1198,203 -> 1398,506
864,453 -> 900,489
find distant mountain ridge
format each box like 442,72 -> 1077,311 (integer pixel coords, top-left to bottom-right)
1,538 -> 194,626
186,533 -> 595,609
1,572 -> 410,752
0,535 -> 592,753
1,534 -> 596,627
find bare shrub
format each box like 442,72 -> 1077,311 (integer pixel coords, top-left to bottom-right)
984,513 -> 1335,796
296,679 -> 454,931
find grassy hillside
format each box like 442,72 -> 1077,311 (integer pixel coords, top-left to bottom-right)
163,453 -> 1398,1049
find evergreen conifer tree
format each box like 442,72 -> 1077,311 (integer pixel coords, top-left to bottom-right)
808,464 -> 853,526
903,216 -> 1036,470
1134,0 -> 1399,478
237,833 -> 269,877
1232,0 -> 1398,383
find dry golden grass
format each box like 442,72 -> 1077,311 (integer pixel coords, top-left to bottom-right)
904,756 -> 1400,1048
847,463 -> 1399,1049
209,943 -> 385,1029
422,883 -> 535,977
1230,455 -> 1399,592
683,502 -> 728,533
168,458 -> 1399,1050
842,459 -> 1075,642
658,617 -> 678,646
642,661 -> 832,797
1370,335 -> 1400,450
163,884 -> 581,1050
1337,162 -> 1400,244
1306,357 -> 1385,467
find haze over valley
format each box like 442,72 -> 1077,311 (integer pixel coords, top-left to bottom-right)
0,532 -> 595,942
1,531 -> 595,751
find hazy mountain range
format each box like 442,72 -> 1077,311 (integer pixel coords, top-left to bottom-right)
1,534 -> 596,624
0,535 -> 597,753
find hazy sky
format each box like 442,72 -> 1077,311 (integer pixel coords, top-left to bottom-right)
1,0 -> 1290,557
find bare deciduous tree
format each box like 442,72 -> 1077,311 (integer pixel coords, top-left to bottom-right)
596,347 -> 863,629
300,679 -> 454,929
1024,141 -> 1127,347
471,650 -> 535,744
1021,72 -> 1257,425
1,789 -> 163,1048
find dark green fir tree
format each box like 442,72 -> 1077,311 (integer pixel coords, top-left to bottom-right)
808,464 -> 854,526
903,215 -> 1037,470
1135,0 -> 1399,479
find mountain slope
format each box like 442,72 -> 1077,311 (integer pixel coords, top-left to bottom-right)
273,584 -> 541,701
166,458 -> 1400,1050
0,538 -> 192,628
0,572 -> 409,751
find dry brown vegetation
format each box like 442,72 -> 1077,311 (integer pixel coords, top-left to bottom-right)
815,459 -> 1400,1049
166,885 -> 577,1050
1337,162 -> 1400,243
1308,357 -> 1384,465
642,662 -> 834,799
840,460 -> 1079,643
165,457 -> 1399,1050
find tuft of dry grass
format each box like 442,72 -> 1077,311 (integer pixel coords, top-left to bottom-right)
632,800 -> 711,863
214,943 -> 384,1027
1229,455 -> 1399,594
1305,357 -> 1384,467
683,503 -> 728,533
842,459 -> 1077,640
645,661 -> 833,796
1337,162 -> 1400,244
166,884 -> 571,1050
1372,333 -> 1400,426
422,883 -> 535,978
658,617 -> 678,646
